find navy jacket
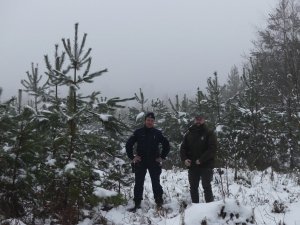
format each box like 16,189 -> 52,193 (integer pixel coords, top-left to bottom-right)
126,126 -> 170,163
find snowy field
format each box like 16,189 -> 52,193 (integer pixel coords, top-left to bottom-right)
84,167 -> 300,225
4,167 -> 300,225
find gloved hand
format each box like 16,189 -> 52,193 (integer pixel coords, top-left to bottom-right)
133,155 -> 141,163
195,159 -> 201,165
184,159 -> 191,167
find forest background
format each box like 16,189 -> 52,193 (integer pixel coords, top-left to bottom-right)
1,0 -> 300,224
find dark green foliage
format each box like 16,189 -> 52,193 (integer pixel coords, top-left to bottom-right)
135,88 -> 148,112
165,96 -> 191,168
190,87 -> 206,113
0,23 -> 132,224
272,200 -> 287,213
21,63 -> 49,111
0,87 -> 3,100
127,88 -> 148,130
248,0 -> 300,170
44,44 -> 66,100
0,101 -> 49,219
206,72 -> 224,126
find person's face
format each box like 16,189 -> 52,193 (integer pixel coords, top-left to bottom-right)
145,117 -> 155,128
194,117 -> 205,126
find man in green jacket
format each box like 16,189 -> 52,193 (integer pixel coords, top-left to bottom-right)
180,114 -> 217,203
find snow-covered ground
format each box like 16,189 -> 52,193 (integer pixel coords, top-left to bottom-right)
4,167 -> 300,225
89,167 -> 300,225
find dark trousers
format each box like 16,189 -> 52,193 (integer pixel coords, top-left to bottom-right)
133,162 -> 163,203
188,167 -> 213,203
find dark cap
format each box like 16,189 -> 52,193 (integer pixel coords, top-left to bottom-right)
145,112 -> 155,120
195,114 -> 205,119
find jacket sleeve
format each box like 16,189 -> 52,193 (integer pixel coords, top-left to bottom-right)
125,131 -> 137,160
199,130 -> 217,163
158,131 -> 170,159
180,133 -> 189,161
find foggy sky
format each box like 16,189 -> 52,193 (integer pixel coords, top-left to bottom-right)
0,0 -> 278,102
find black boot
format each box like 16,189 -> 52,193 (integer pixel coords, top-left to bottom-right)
134,200 -> 141,209
203,187 -> 214,203
155,197 -> 163,208
128,200 -> 141,212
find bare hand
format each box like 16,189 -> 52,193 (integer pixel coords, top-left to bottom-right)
195,159 -> 201,165
156,157 -> 163,163
133,155 -> 141,163
184,159 -> 191,167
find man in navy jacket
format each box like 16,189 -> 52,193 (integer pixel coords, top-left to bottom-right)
126,112 -> 170,211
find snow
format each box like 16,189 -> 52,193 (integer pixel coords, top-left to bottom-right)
157,118 -> 165,123
114,157 -> 126,165
286,202 -> 300,224
136,112 -> 145,121
45,155 -> 56,166
99,113 -> 112,122
40,109 -> 53,114
178,111 -> 187,117
24,105 -> 36,114
93,187 -> 118,198
216,125 -> 223,132
238,107 -> 251,115
164,200 -> 253,225
83,129 -> 92,134
1,219 -> 27,225
6,167 -> 300,225
87,168 -> 300,225
77,218 -> 92,225
3,144 -> 12,152
64,161 -> 76,171
120,146 -> 127,154
93,169 -> 105,178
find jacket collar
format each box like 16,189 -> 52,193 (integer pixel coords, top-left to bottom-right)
189,124 -> 207,133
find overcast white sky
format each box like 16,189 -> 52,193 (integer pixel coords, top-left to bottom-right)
0,0 -> 278,102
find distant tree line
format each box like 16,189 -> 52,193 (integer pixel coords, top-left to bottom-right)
127,0 -> 300,175
0,0 -> 300,223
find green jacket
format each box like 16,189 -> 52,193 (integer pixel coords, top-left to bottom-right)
180,124 -> 217,168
